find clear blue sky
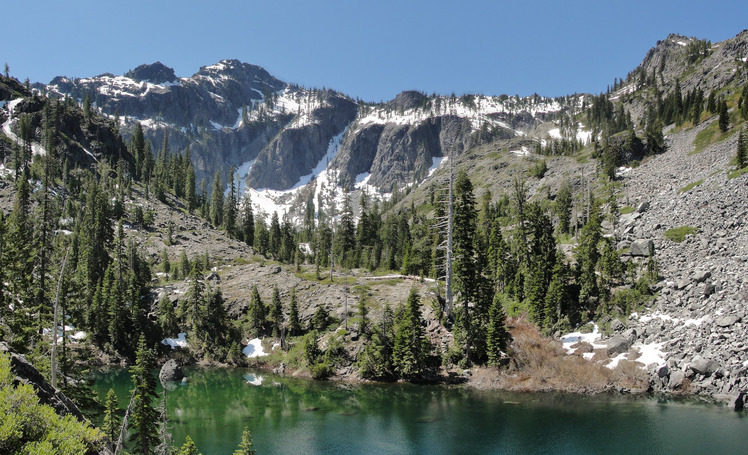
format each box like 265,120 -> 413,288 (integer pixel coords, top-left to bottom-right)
3,0 -> 746,102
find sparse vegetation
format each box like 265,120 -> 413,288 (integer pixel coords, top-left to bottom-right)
664,225 -> 698,242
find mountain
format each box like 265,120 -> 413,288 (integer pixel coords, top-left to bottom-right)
40,60 -> 575,198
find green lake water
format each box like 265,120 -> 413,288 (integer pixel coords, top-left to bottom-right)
92,367 -> 748,454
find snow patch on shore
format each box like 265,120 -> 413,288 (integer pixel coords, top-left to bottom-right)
243,338 -> 268,358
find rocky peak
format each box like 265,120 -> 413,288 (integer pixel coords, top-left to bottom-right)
386,90 -> 429,111
125,61 -> 177,84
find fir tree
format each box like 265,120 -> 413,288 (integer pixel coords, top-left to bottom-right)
718,99 -> 729,133
210,171 -> 224,227
234,426 -> 256,455
178,436 -> 201,455
130,336 -> 159,455
486,292 -> 509,365
392,288 -> 429,378
102,388 -> 121,444
247,285 -> 266,336
240,194 -> 255,246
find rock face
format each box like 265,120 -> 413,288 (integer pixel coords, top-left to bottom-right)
247,91 -> 358,190
0,342 -> 85,421
159,359 -> 185,384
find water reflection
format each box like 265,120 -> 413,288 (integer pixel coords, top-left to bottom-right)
92,367 -> 748,455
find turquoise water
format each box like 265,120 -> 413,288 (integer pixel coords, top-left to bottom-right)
92,367 -> 748,454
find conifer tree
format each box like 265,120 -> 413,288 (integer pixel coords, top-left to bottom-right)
178,436 -> 201,455
210,171 -> 224,227
234,426 -> 256,455
719,99 -> 729,133
130,336 -> 159,454
224,166 -> 237,237
240,194 -> 255,246
486,292 -> 509,365
269,211 -> 281,259
392,288 -> 429,378
247,285 -> 266,336
102,388 -> 121,444
453,171 -> 478,361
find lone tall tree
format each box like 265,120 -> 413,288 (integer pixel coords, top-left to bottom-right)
130,336 -> 159,454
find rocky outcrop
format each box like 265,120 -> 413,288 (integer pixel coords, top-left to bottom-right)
0,342 -> 85,421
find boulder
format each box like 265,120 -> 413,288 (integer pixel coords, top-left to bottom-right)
715,315 -> 740,327
610,319 -> 625,333
657,364 -> 669,378
690,356 -> 720,377
693,270 -> 711,283
607,335 -> 632,356
668,371 -> 685,389
159,359 -> 185,385
629,239 -> 654,257
731,392 -> 746,411
703,283 -> 716,297
637,201 -> 650,213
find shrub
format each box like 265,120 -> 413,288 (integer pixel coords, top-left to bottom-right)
664,226 -> 697,242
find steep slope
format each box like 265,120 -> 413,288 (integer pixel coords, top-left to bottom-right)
1,74 -> 132,171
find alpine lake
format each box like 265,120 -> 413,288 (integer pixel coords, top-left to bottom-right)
92,367 -> 748,454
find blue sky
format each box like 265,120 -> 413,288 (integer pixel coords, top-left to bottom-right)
3,1 -> 746,102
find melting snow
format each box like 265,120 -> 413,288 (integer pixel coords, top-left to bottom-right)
243,338 -> 268,358
162,333 -> 188,349
560,324 -> 606,354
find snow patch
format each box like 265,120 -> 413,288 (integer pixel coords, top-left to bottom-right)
162,333 -> 188,349
560,324 -> 605,354
243,338 -> 268,358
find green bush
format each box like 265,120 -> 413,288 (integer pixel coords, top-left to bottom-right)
664,225 -> 698,242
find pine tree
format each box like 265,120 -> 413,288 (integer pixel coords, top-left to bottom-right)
392,288 -> 429,378
247,285 -> 266,336
102,388 -> 121,444
210,171 -> 224,227
234,426 -> 256,455
486,292 -> 509,365
224,166 -> 237,237
240,194 -> 255,246
130,336 -> 159,455
269,211 -> 281,259
719,100 -> 729,133
178,436 -> 201,455
452,171 -> 478,362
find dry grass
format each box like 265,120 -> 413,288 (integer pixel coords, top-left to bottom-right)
469,316 -> 648,393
